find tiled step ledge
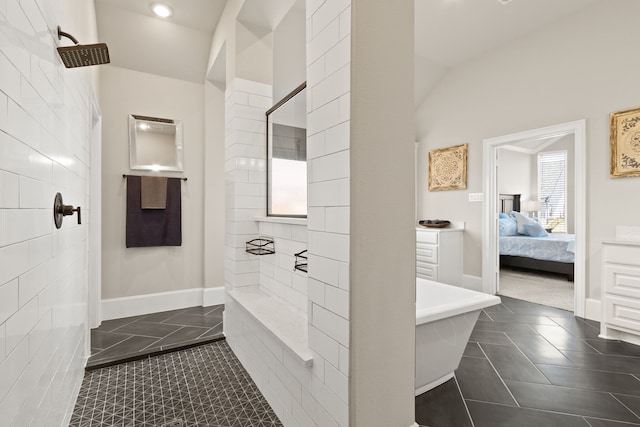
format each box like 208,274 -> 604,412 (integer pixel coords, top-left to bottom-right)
227,287 -> 313,367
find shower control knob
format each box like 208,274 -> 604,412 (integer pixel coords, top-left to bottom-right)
59,204 -> 81,223
53,193 -> 82,229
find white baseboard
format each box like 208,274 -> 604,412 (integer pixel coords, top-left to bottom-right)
462,274 -> 483,292
203,287 -> 226,306
585,298 -> 601,322
102,287 -> 225,321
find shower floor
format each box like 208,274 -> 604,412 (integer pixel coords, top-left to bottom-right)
88,304 -> 224,369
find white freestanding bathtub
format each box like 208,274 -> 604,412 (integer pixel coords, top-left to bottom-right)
415,278 -> 501,396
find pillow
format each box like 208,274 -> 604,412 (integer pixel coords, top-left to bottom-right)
523,222 -> 549,237
498,217 -> 518,236
512,211 -> 538,235
498,212 -> 510,219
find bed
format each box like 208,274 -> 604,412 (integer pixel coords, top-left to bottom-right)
499,194 -> 575,281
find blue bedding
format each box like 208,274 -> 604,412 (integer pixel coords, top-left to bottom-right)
499,233 -> 575,263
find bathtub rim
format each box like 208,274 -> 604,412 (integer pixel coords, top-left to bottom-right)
416,278 -> 501,325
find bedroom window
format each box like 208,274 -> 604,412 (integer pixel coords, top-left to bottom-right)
266,83 -> 307,217
537,150 -> 567,233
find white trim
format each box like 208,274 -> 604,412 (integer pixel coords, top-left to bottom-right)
600,329 -> 640,346
203,287 -> 226,306
462,274 -> 482,292
254,216 -> 307,226
482,120 -> 587,317
585,298 -> 602,322
88,96 -> 102,331
101,287 -> 225,320
62,352 -> 89,427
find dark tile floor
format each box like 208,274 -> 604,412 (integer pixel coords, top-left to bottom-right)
85,298 -> 640,426
88,305 -> 224,368
415,296 -> 640,427
71,340 -> 282,427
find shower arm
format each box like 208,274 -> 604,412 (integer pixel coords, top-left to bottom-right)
57,26 -> 79,45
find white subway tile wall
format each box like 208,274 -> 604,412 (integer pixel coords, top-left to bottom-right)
258,220 -> 308,314
224,1 -> 351,425
0,0 -> 94,424
305,1 -> 351,425
224,78 -> 269,291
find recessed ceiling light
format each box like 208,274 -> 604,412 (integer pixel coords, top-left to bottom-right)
151,3 -> 173,18
496,0 -> 513,4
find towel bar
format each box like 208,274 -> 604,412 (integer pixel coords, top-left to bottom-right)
123,174 -> 187,181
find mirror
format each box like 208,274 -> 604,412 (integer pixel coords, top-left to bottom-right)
129,115 -> 184,171
267,83 -> 307,217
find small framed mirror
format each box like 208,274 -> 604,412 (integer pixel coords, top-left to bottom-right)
129,115 -> 184,171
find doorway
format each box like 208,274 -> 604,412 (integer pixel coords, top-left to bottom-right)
482,120 -> 586,317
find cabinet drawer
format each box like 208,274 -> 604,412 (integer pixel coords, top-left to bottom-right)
416,243 -> 438,264
417,265 -> 438,281
604,245 -> 640,267
416,230 -> 438,244
604,264 -> 640,299
603,295 -> 640,334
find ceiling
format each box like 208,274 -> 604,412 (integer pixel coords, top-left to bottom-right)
94,0 -> 227,83
414,0 -> 599,68
94,0 -> 599,94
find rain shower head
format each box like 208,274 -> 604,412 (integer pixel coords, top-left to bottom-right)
56,26 -> 110,68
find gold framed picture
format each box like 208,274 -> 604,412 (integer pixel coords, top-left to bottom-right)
610,106 -> 640,178
428,144 -> 468,191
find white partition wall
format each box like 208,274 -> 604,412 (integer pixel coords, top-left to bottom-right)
216,1 -> 417,426
348,1 -> 416,425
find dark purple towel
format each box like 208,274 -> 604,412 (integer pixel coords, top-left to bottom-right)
126,175 -> 182,247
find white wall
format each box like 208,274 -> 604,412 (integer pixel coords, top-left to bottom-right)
416,1 -> 640,301
273,0 -> 306,102
100,66 -> 206,300
498,149 -> 532,199
204,81 -> 226,300
0,0 -> 99,423
349,1 -> 415,424
236,21 -> 273,86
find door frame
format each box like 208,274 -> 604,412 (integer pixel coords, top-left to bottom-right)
482,120 -> 586,317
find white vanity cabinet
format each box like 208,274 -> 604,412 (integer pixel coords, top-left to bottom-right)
600,241 -> 640,346
416,227 -> 463,286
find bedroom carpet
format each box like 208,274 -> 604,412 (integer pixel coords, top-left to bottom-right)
499,268 -> 574,311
